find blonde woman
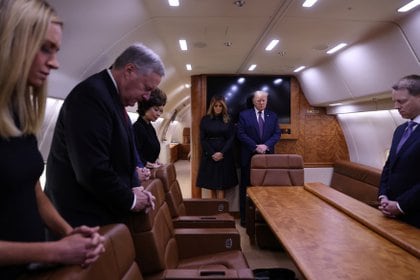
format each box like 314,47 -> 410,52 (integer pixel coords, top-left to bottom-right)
196,95 -> 238,199
0,1 -> 104,278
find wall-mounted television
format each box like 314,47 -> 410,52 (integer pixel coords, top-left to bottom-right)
206,75 -> 291,124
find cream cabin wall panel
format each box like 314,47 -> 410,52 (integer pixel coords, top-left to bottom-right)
298,16 -> 420,106
337,110 -> 405,169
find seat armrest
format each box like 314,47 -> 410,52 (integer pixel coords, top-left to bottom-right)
164,269 -> 254,279
174,228 -> 241,259
173,215 -> 235,228
183,199 -> 229,215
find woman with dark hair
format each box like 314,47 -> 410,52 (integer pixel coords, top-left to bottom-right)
196,96 -> 238,199
133,88 -> 167,168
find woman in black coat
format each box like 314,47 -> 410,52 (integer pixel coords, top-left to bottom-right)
133,88 -> 167,168
196,96 -> 238,198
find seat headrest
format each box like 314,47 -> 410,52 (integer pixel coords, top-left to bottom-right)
155,163 -> 177,192
251,154 -> 303,169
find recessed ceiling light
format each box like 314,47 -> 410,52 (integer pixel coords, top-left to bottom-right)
186,64 -> 192,71
326,43 -> 347,54
302,0 -> 318,8
293,66 -> 306,73
234,0 -> 246,7
248,64 -> 257,71
398,0 -> 420,12
265,40 -> 279,51
168,0 -> 179,7
179,39 -> 188,51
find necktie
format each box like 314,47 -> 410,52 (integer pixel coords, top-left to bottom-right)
258,111 -> 264,138
396,121 -> 416,153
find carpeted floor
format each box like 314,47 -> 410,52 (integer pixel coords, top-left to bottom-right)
174,160 -> 303,279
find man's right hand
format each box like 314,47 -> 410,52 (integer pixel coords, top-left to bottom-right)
131,186 -> 156,212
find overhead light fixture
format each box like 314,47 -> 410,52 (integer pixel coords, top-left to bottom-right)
398,0 -> 420,12
168,0 -> 179,7
186,64 -> 192,71
326,43 -> 347,54
293,66 -> 306,73
248,64 -> 257,71
234,0 -> 245,7
185,84 -> 191,88
302,0 -> 318,8
179,39 -> 188,51
265,39 -> 279,51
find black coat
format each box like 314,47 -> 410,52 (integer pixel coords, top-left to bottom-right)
196,115 -> 238,190
45,70 -> 139,227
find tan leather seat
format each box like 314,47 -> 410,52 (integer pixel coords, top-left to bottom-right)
153,163 -> 235,228
126,178 -> 253,280
247,154 -> 304,249
330,160 -> 381,207
20,224 -> 143,280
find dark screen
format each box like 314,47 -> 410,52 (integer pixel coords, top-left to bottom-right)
206,75 -> 291,124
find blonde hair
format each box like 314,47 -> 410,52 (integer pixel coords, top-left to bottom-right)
0,0 -> 60,137
207,95 -> 230,123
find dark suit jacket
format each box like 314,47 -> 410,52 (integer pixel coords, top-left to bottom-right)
237,108 -> 281,167
45,70 -> 139,227
379,121 -> 420,228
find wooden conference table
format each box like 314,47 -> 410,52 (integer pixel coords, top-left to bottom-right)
247,185 -> 420,280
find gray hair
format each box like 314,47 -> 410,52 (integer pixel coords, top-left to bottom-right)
113,43 -> 165,77
392,75 -> 420,96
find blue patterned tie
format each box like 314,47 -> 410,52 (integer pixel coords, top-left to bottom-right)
396,121 -> 416,153
258,111 -> 264,139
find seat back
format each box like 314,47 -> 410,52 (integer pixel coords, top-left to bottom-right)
250,154 -> 304,186
330,160 -> 381,206
248,154 -> 304,249
154,163 -> 186,217
21,224 -> 142,280
126,178 -> 179,278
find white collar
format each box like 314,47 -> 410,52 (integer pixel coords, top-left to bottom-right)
106,68 -> 118,93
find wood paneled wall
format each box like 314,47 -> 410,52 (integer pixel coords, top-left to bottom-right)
190,75 -> 349,198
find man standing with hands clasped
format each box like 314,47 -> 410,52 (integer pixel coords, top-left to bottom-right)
46,43 -> 164,228
237,91 -> 281,226
378,74 -> 420,228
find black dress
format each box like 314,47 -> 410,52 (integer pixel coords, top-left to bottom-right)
0,135 -> 44,279
132,117 -> 160,166
196,115 -> 238,190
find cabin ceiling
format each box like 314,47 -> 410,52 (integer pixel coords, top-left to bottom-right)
48,0 -> 414,120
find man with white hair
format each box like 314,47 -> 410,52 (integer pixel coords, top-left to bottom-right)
46,43 -> 164,228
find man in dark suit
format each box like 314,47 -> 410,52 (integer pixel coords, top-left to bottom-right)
378,74 -> 420,228
45,43 -> 164,227
237,91 -> 281,226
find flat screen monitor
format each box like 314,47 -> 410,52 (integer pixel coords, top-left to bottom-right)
206,75 -> 291,124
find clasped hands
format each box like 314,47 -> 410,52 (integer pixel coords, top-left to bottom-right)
137,167 -> 151,181
132,186 -> 156,213
255,144 -> 268,154
62,226 -> 106,268
212,152 -> 224,161
378,196 -> 401,218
